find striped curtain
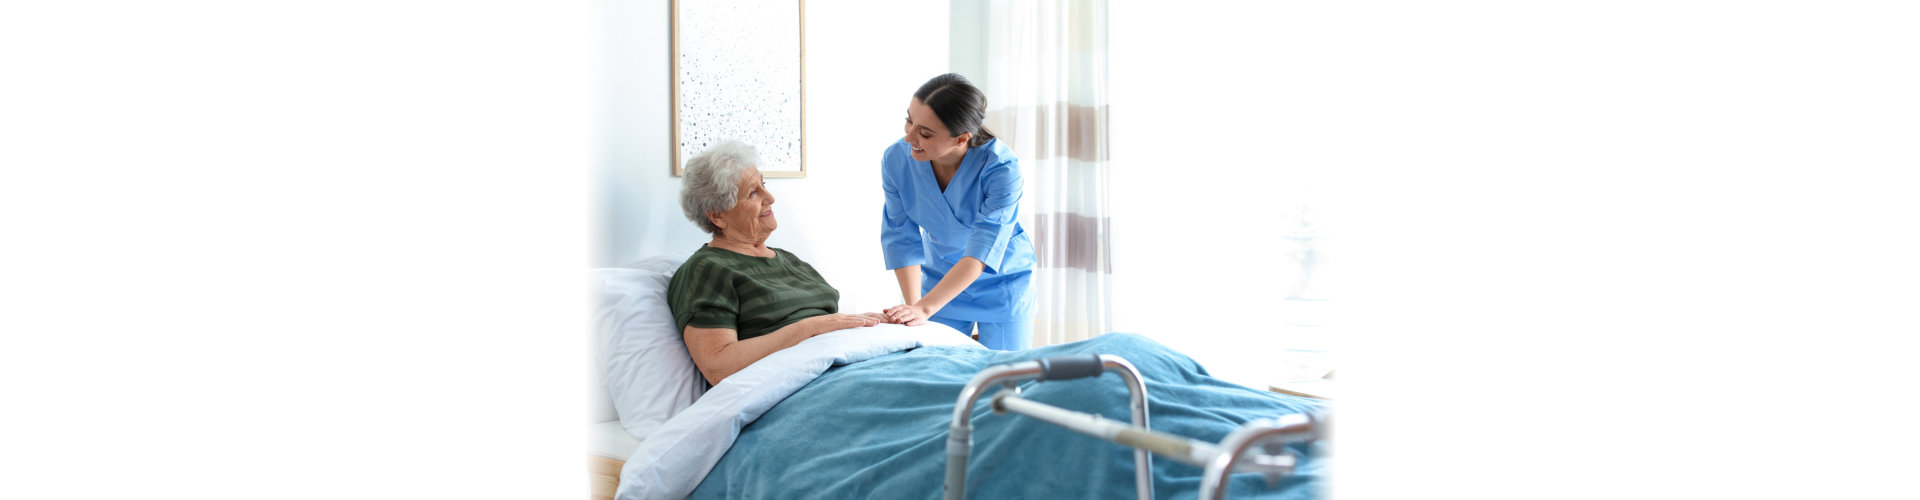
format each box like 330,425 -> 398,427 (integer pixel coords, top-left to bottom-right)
982,0 -> 1111,347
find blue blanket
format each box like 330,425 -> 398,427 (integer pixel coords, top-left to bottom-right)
691,333 -> 1327,499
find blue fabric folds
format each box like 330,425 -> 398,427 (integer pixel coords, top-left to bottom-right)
691,333 -> 1327,500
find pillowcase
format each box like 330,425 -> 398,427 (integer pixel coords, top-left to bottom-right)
591,250 -> 707,439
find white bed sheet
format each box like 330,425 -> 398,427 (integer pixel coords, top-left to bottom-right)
590,420 -> 642,460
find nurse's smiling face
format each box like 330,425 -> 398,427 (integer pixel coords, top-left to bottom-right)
904,98 -> 970,165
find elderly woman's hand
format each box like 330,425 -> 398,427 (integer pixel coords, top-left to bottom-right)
883,304 -> 932,326
797,313 -> 882,337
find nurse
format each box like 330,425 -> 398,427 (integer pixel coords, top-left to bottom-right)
880,73 -> 1036,351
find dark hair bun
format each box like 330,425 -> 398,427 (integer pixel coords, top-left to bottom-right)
913,73 -> 996,147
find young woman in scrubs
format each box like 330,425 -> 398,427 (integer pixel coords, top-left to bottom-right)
880,73 -> 1036,350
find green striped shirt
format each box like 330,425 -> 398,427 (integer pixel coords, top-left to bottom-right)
666,245 -> 840,341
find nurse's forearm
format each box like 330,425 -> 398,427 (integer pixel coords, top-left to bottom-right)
893,266 -> 922,304
915,257 -> 985,316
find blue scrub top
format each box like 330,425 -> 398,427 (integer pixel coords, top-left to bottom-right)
880,137 -> 1036,323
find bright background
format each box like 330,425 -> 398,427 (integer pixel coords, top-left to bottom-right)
6,1 -> 1919,499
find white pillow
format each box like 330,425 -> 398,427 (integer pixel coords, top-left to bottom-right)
591,250 -> 706,439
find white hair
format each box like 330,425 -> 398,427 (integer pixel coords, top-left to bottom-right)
679,139 -> 762,236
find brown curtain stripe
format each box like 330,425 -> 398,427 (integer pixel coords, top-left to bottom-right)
985,103 -> 1110,163
1032,212 -> 1111,274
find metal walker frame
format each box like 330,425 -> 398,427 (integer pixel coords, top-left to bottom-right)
942,354 -> 1327,500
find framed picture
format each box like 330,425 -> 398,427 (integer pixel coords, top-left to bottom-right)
671,0 -> 807,178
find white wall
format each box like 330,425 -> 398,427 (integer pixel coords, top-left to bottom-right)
596,0 -> 950,314
948,0 -> 987,80
1107,2 -> 1343,387
596,0 -> 703,267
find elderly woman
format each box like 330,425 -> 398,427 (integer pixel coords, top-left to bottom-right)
666,139 -> 895,386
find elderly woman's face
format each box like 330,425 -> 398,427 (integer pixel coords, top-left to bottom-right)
712,168 -> 776,241
904,98 -> 969,164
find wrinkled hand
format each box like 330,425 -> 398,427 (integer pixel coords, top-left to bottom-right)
800,313 -> 880,337
883,304 -> 931,326
858,312 -> 893,324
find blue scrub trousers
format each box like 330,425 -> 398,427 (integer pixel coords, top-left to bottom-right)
928,315 -> 1032,351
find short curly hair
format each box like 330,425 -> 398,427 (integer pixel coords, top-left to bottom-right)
679,139 -> 762,236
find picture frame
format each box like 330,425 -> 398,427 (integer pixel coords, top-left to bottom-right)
671,0 -> 807,178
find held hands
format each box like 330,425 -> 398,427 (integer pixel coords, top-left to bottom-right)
883,303 -> 932,326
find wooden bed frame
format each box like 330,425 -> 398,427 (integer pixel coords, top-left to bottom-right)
588,455 -> 622,500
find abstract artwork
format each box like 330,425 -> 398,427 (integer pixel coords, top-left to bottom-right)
672,0 -> 806,178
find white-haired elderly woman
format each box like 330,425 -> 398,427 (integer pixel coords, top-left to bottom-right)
666,139 -> 897,385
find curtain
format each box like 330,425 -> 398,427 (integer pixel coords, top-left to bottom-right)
982,0 -> 1111,348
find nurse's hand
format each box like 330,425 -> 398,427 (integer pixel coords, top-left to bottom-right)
884,304 -> 931,326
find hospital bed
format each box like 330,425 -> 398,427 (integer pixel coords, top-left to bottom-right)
591,253 -> 1328,499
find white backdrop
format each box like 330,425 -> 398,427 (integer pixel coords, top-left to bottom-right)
5,1 -> 1917,499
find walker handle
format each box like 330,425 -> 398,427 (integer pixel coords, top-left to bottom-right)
1035,354 -> 1106,381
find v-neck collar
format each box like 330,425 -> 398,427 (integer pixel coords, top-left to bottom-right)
928,150 -> 968,192
915,146 -> 977,225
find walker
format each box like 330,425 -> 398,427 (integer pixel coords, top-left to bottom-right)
943,354 -> 1328,500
